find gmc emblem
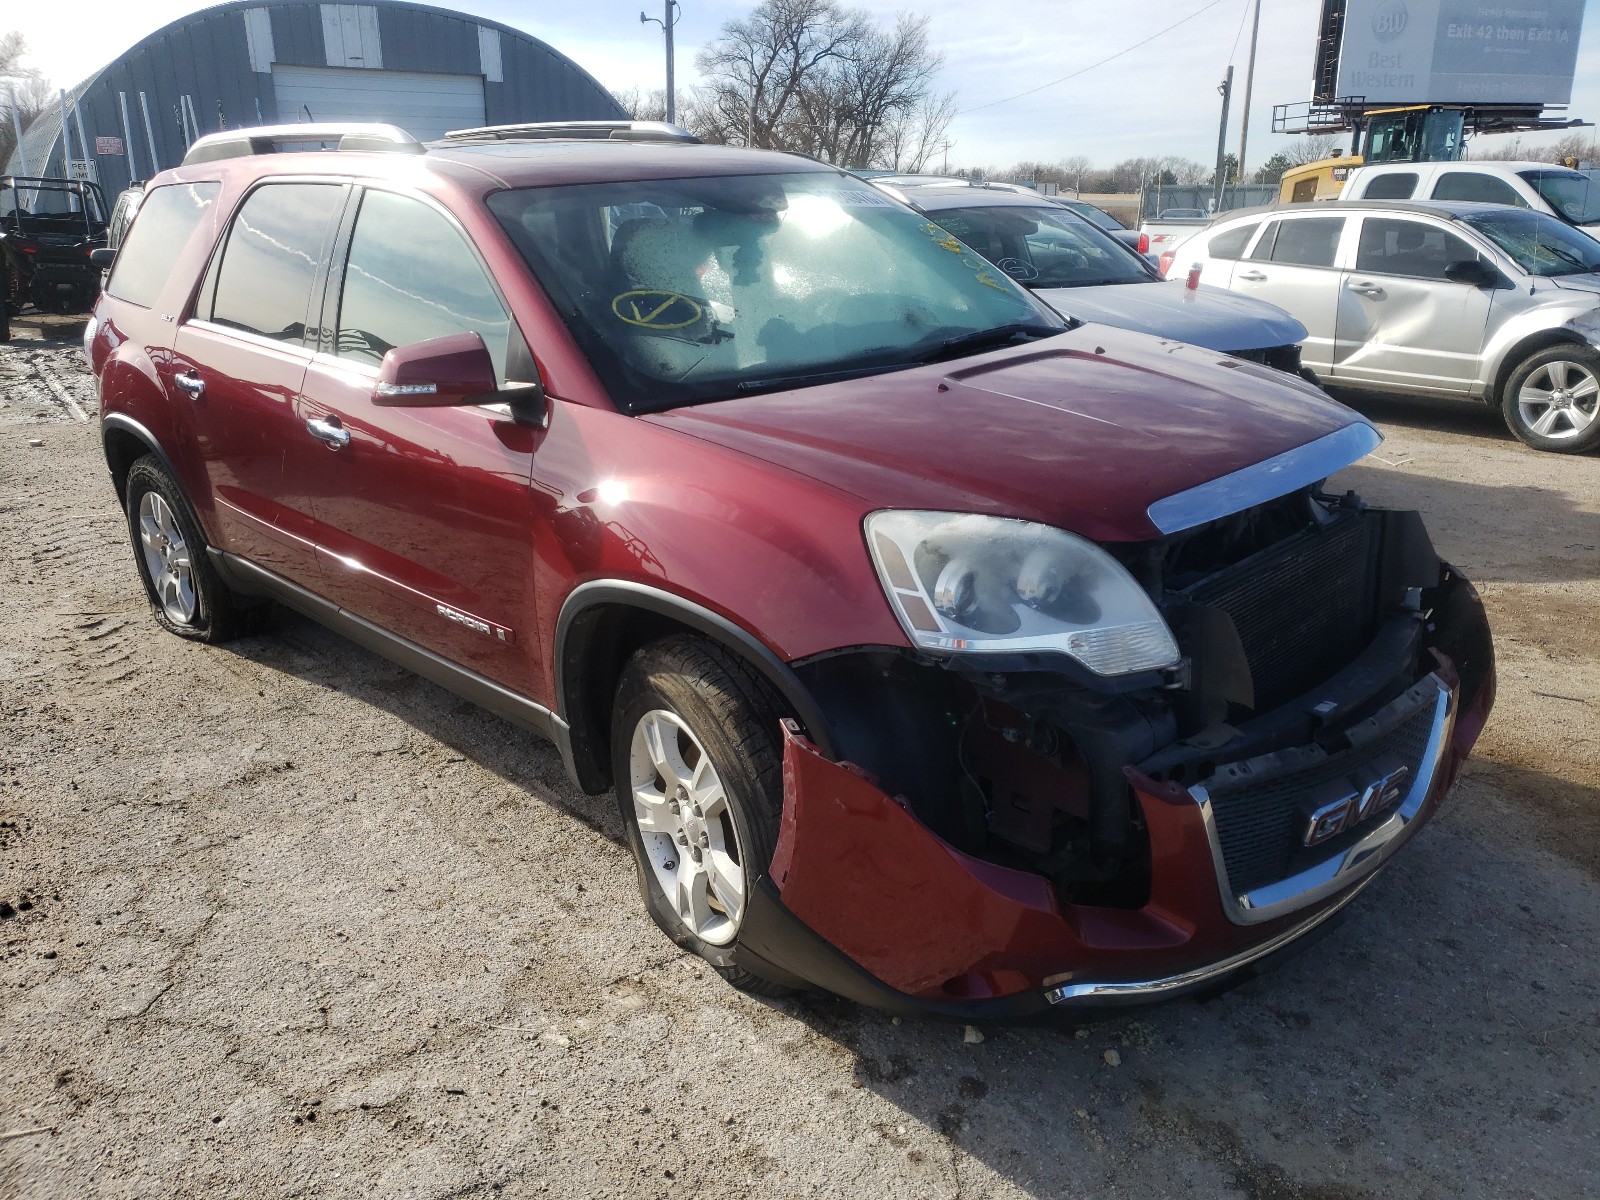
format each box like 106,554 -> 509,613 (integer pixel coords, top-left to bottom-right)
1302,764 -> 1411,847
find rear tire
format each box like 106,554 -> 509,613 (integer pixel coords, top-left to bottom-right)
124,455 -> 262,643
610,634 -> 794,996
1500,345 -> 1600,454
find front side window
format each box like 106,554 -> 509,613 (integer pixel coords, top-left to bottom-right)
1461,209 -> 1600,277
1362,172 -> 1418,200
1355,219 -> 1478,279
1267,217 -> 1344,268
487,172 -> 1059,413
1431,172 -> 1526,207
106,182 -> 217,308
209,183 -> 345,344
928,204 -> 1150,288
335,190 -> 512,381
1519,170 -> 1600,225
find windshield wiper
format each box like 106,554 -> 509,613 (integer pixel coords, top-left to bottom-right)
916,322 -> 1064,364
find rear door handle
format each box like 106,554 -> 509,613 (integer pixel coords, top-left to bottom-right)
1237,270 -> 1267,282
1348,282 -> 1386,299
173,372 -> 204,400
306,415 -> 351,451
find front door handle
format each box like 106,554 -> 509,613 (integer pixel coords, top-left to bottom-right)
1348,282 -> 1386,299
306,415 -> 351,451
1237,270 -> 1267,282
173,372 -> 204,400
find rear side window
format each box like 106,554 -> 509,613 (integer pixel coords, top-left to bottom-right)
1267,217 -> 1344,267
106,183 -> 218,308
209,183 -> 345,344
333,190 -> 512,381
1206,223 -> 1255,260
1355,218 -> 1479,279
1361,172 -> 1418,200
1431,172 -> 1526,207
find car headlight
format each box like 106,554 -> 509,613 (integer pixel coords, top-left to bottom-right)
865,511 -> 1181,676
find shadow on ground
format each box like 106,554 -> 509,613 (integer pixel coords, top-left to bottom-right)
218,610 -> 1599,1199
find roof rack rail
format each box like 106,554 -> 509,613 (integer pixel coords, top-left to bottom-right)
181,123 -> 424,166
441,120 -> 700,145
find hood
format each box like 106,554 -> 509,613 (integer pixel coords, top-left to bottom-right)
644,324 -> 1369,543
1032,282 -> 1308,354
1550,272 -> 1600,297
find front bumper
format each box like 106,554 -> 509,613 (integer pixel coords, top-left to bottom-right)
744,573 -> 1495,1021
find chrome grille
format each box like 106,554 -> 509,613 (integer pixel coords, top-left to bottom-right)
1206,696 -> 1439,895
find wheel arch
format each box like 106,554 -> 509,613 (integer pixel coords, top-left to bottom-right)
1488,328 -> 1598,408
554,581 -> 836,795
102,413 -> 181,510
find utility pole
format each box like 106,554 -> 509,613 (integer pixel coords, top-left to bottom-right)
639,1 -> 681,124
1236,0 -> 1261,185
1213,66 -> 1233,212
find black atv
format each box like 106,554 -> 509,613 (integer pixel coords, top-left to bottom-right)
1,176 -> 110,340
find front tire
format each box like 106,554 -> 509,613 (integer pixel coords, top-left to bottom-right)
124,455 -> 259,643
1500,345 -> 1600,454
610,635 -> 792,995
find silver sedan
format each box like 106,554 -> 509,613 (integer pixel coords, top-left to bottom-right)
1174,200 -> 1600,453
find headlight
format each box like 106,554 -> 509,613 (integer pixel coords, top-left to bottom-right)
865,511 -> 1181,676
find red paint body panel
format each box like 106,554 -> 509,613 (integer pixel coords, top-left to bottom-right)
648,331 -> 1358,542
773,663 -> 1493,1002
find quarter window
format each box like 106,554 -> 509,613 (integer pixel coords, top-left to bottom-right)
106,182 -> 218,308
1267,218 -> 1344,268
1361,172 -> 1418,200
210,183 -> 345,344
335,190 -> 511,381
1431,172 -> 1527,207
1355,219 -> 1479,280
1206,223 -> 1255,260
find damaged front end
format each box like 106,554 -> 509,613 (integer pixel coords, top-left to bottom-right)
742,475 -> 1495,1019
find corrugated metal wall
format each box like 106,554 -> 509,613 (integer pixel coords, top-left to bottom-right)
6,0 -> 626,197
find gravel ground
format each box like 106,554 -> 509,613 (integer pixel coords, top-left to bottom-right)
2,330 -> 1597,1199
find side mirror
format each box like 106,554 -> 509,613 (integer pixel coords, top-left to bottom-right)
375,332 -> 501,407
1443,258 -> 1500,288
90,247 -> 116,269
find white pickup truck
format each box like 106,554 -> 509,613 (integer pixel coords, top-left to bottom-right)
1136,210 -> 1211,261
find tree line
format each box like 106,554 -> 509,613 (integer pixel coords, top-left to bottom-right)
615,0 -> 954,172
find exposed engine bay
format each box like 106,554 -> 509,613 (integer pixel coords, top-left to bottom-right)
793,485 -> 1495,910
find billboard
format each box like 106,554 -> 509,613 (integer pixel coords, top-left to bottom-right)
1332,0 -> 1587,105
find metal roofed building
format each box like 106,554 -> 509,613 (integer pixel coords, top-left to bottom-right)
5,0 -> 627,193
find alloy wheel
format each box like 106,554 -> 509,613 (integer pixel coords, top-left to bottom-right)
1517,359 -> 1599,441
137,491 -> 197,625
628,709 -> 746,946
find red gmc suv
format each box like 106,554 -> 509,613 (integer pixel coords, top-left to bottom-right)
86,121 -> 1494,1020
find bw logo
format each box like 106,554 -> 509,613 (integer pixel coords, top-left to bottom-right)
1372,0 -> 1409,41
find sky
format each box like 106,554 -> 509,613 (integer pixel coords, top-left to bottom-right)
8,0 -> 1600,173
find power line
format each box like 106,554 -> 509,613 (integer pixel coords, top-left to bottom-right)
1227,0 -> 1252,62
958,0 -> 1231,117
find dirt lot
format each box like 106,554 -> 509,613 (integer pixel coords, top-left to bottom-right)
2,329 -> 1597,1199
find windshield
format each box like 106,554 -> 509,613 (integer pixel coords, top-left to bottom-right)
924,204 -> 1152,289
1461,208 -> 1600,277
488,172 -> 1060,412
1519,169 -> 1600,225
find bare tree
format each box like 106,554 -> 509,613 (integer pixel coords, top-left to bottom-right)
1285,134 -> 1339,166
610,87 -> 674,122
690,0 -> 950,168
1,32 -> 50,170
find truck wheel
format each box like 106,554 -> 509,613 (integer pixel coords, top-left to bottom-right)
610,634 -> 793,996
124,455 -> 262,643
1501,345 -> 1600,454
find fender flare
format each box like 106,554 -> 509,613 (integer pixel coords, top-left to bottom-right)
101,412 -> 182,501
553,580 -> 837,793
